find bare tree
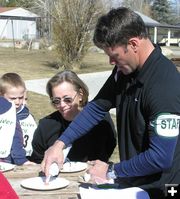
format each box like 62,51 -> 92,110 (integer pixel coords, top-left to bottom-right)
13,0 -> 36,8
0,0 -> 8,6
34,0 -> 105,69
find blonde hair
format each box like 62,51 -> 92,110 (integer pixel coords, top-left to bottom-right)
46,70 -> 89,107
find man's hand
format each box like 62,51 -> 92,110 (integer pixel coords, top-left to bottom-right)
88,160 -> 109,184
41,140 -> 65,177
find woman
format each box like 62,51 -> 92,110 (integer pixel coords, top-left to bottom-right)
30,70 -> 116,163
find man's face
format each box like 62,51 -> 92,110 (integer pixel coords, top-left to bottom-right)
104,44 -> 139,75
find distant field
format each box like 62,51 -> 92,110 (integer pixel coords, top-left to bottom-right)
0,47 -> 113,80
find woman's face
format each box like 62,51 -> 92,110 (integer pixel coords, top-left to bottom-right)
51,82 -> 83,121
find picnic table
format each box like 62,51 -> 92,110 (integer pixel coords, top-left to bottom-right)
4,164 -> 87,199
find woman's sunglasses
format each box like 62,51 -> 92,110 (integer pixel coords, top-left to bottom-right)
51,92 -> 78,106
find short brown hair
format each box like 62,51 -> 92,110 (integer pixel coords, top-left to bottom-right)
46,70 -> 89,107
0,72 -> 26,95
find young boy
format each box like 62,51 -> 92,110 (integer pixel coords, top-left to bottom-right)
17,90 -> 37,157
0,73 -> 36,163
0,96 -> 28,165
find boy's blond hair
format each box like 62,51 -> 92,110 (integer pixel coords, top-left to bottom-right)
0,73 -> 26,95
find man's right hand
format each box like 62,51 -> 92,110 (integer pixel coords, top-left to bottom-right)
41,140 -> 65,177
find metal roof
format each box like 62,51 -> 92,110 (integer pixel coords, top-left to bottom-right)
135,11 -> 180,29
135,11 -> 160,26
0,7 -> 39,21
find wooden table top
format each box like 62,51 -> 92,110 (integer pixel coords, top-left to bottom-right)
4,164 -> 88,199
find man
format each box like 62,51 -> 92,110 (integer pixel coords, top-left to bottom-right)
42,7 -> 180,198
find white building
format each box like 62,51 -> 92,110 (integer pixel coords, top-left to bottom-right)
0,7 -> 39,40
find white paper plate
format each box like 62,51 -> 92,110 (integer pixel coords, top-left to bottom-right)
21,177 -> 69,191
0,162 -> 15,172
61,162 -> 87,173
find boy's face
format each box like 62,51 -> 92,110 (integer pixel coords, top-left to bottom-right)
3,86 -> 25,109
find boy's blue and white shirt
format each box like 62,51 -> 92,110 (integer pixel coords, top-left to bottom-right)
17,105 -> 37,156
0,97 -> 16,158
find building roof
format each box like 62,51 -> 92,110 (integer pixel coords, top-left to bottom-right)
135,11 -> 180,29
0,7 -> 39,20
135,11 -> 160,27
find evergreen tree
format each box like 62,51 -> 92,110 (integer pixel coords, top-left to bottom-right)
151,0 -> 172,24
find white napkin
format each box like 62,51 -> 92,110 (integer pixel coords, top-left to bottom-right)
63,144 -> 72,162
79,186 -> 150,199
49,145 -> 72,176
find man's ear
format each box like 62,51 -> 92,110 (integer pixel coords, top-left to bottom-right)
128,38 -> 139,52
